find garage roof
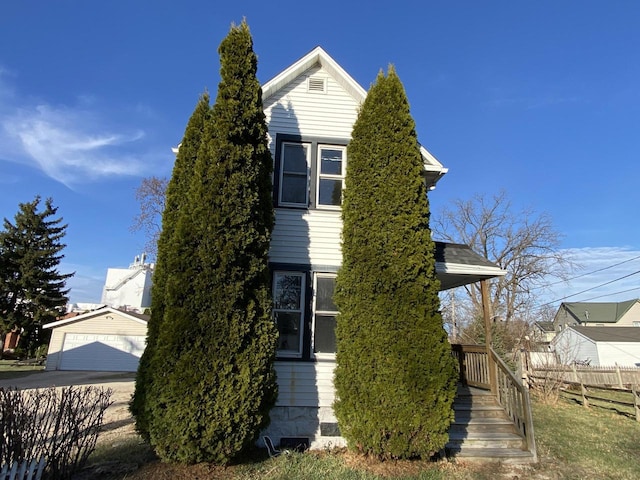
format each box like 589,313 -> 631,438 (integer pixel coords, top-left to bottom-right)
572,326 -> 640,343
44,306 -> 149,329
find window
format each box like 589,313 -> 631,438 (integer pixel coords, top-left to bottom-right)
633,322 -> 640,327
276,136 -> 346,209
273,272 -> 305,356
279,143 -> 310,206
313,273 -> 338,355
316,146 -> 345,208
271,267 -> 339,360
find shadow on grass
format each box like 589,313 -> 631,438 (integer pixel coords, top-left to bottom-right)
74,437 -> 159,480
0,369 -> 46,381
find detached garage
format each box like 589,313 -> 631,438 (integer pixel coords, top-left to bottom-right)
552,326 -> 640,367
44,307 -> 149,372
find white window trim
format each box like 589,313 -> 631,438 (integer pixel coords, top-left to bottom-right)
273,271 -> 305,358
315,145 -> 346,210
311,272 -> 338,359
278,142 -> 311,208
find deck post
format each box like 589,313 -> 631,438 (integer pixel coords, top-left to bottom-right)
481,279 -> 497,395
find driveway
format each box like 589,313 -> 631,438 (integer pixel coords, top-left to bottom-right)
0,370 -> 135,390
0,370 -> 139,452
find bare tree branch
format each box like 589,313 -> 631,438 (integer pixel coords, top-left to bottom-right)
433,190 -> 576,326
130,176 -> 168,258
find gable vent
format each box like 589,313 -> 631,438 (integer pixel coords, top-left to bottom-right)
308,76 -> 327,93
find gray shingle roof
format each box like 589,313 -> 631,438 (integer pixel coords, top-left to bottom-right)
434,242 -> 498,268
572,326 -> 640,343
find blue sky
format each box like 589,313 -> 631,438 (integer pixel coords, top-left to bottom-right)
1,1 -> 639,307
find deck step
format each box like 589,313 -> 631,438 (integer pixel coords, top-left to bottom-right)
448,386 -> 535,464
449,417 -> 518,434
445,446 -> 536,464
447,431 -> 525,449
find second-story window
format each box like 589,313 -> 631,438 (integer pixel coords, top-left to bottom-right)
275,135 -> 347,209
317,146 -> 345,208
279,143 -> 310,206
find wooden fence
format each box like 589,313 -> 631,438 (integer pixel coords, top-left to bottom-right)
527,364 -> 640,388
528,375 -> 640,422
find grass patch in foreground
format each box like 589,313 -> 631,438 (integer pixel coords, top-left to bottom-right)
533,395 -> 640,480
84,395 -> 640,479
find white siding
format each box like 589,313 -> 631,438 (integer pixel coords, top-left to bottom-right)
275,360 -> 336,408
617,302 -> 640,326
596,343 -> 640,367
270,209 -> 342,267
554,329 -> 599,365
264,65 -> 360,141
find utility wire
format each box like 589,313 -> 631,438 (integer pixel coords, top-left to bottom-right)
531,254 -> 640,290
540,269 -> 640,307
565,286 -> 640,303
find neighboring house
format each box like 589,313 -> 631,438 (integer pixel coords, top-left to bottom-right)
101,254 -> 154,312
533,321 -> 556,346
552,326 -> 640,367
43,306 -> 148,372
258,47 -> 505,448
553,299 -> 640,331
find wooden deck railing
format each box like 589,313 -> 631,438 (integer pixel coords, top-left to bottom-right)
452,344 -> 537,460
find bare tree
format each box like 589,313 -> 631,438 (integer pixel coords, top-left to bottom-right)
131,176 -> 168,258
433,190 -> 573,327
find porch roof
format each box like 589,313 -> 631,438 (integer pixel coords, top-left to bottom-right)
434,242 -> 505,290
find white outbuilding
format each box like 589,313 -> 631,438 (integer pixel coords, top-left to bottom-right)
44,307 -> 148,372
552,326 -> 640,367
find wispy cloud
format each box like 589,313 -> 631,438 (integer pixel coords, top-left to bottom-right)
0,67 -> 166,187
61,262 -> 107,304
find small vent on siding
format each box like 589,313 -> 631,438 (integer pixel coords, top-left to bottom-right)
308,76 -> 327,93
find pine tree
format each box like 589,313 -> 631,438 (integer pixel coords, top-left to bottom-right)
130,92 -> 211,439
143,21 -> 277,464
334,67 -> 458,459
0,197 -> 73,355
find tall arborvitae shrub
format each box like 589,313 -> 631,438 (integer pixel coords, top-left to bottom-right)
144,21 -> 278,464
334,67 -> 457,459
130,93 -> 211,440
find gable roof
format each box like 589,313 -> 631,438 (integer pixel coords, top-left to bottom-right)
262,46 -> 447,189
561,299 -> 639,324
570,326 -> 640,343
535,321 -> 555,333
262,46 -> 367,104
434,242 -> 506,290
43,306 -> 149,329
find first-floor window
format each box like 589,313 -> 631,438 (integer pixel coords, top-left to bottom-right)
273,271 -> 305,356
271,268 -> 339,360
313,273 -> 338,355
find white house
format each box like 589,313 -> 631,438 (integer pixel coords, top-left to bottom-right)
259,47 -> 505,448
552,326 -> 640,367
101,254 -> 154,312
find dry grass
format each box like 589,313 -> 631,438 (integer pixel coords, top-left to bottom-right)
73,394 -> 640,479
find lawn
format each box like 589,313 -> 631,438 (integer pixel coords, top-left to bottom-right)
77,392 -> 640,480
0,359 -> 45,380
